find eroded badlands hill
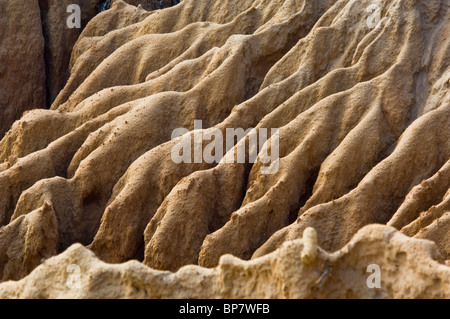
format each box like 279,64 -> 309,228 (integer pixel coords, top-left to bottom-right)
0,0 -> 449,298
0,0 -> 175,137
1,225 -> 449,298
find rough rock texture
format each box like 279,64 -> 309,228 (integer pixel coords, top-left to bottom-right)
0,202 -> 58,281
0,0 -> 449,298
41,0 -> 179,107
0,225 -> 448,298
0,0 -> 179,137
38,0 -> 99,106
125,0 -> 181,11
0,0 -> 46,137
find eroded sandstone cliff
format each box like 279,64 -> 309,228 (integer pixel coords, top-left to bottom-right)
0,0 -> 173,136
1,225 -> 448,298
0,0 -> 448,298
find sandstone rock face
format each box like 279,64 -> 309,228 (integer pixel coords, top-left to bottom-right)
0,0 -> 449,298
0,0 -> 46,137
0,225 -> 448,298
0,202 -> 57,282
41,0 -> 169,107
0,0 -> 176,137
125,0 -> 181,11
38,0 -> 99,106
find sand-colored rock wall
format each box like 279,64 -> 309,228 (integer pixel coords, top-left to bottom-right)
0,0 -> 448,298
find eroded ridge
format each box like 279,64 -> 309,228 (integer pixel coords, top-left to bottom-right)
0,225 -> 448,298
0,0 -> 448,297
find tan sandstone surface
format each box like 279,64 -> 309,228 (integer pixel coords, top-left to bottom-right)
0,0 -> 46,137
0,0 -> 169,136
0,0 -> 449,298
0,225 -> 448,298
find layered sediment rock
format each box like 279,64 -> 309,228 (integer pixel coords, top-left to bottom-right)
0,0 -> 448,298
